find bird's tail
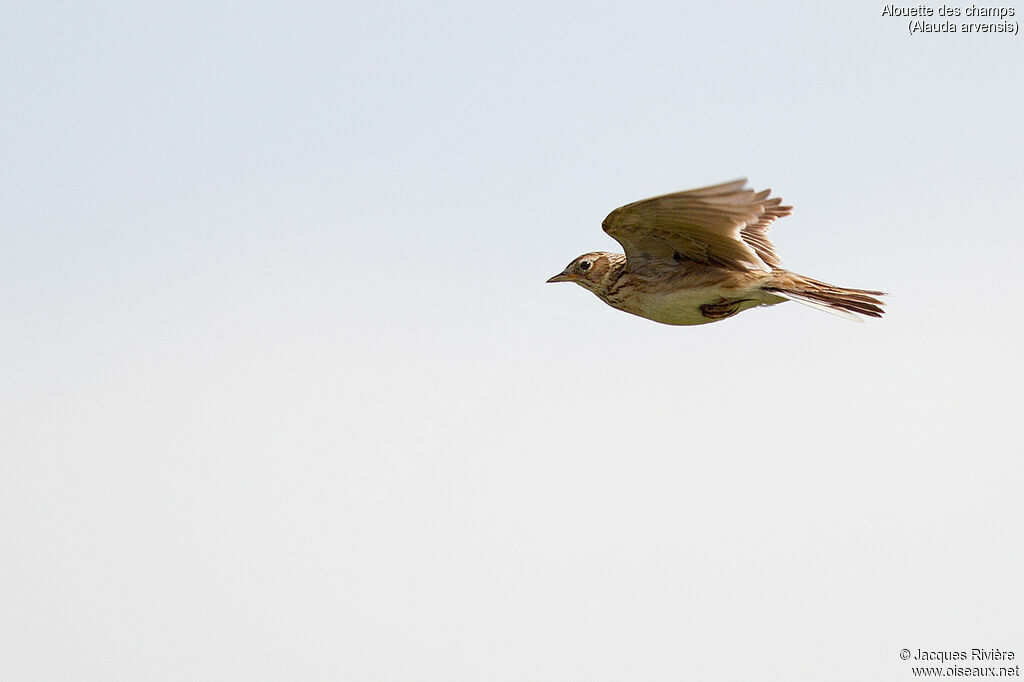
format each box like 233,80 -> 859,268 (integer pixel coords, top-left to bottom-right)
764,271 -> 885,322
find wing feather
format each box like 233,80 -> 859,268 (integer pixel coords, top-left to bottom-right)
601,179 -> 793,272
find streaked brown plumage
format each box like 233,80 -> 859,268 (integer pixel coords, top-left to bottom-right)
546,179 -> 885,325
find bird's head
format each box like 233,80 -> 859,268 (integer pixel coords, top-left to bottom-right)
546,252 -> 615,292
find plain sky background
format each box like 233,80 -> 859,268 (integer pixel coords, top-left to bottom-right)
2,1 -> 1022,680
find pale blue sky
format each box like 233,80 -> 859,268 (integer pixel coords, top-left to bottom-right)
2,2 -> 1022,680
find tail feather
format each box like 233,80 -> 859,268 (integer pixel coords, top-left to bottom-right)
765,271 -> 886,321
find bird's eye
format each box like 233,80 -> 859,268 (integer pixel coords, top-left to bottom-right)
579,260 -> 592,272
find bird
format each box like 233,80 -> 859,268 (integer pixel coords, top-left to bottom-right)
546,179 -> 885,325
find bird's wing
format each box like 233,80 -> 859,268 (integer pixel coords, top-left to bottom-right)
601,179 -> 793,272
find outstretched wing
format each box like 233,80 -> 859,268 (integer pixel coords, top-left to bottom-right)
601,179 -> 792,272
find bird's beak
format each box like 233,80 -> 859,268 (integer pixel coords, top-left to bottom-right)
546,271 -> 574,283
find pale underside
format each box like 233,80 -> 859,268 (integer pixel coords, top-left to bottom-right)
599,259 -> 788,325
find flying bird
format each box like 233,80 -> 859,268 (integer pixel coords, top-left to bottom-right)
546,179 -> 885,325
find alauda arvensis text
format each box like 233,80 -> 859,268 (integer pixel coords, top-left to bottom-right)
547,179 -> 885,325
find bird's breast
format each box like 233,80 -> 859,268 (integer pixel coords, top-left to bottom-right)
600,280 -> 766,326
614,288 -> 720,325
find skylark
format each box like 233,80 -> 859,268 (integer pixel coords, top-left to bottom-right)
547,179 -> 885,325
